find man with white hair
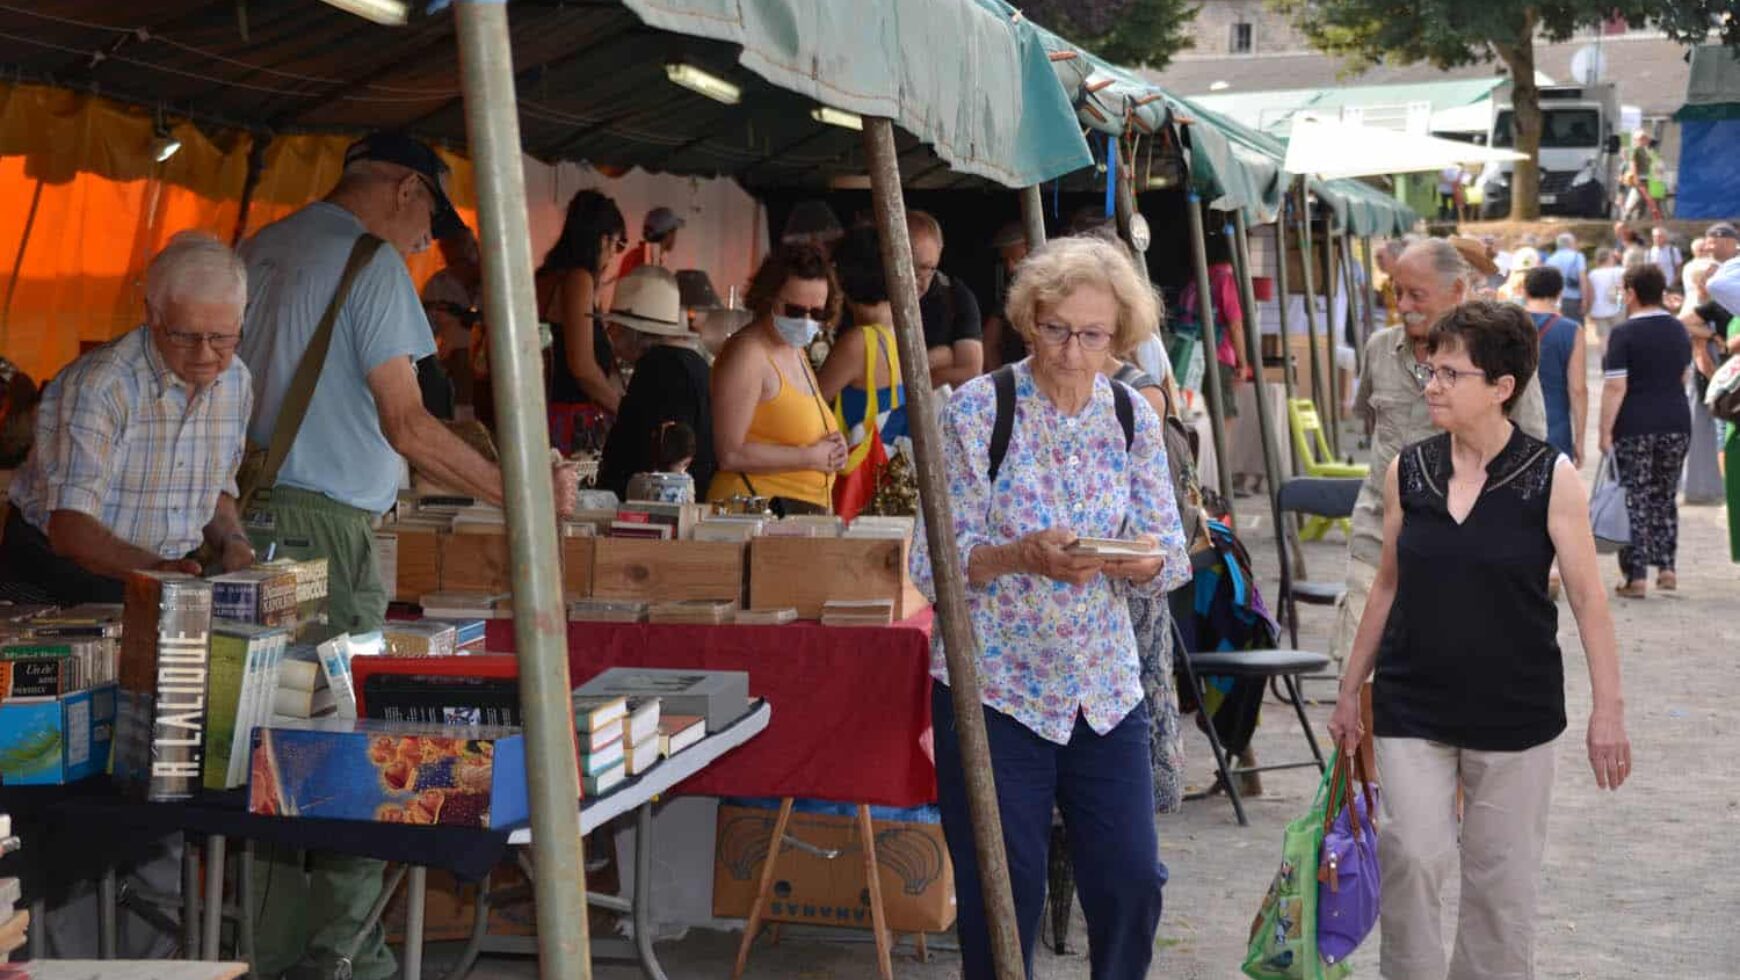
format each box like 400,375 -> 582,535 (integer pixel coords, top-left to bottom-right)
1544,231 -> 1592,324
0,232 -> 255,603
1332,238 -> 1548,663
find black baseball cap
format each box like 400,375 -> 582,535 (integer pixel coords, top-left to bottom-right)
1707,222 -> 1738,240
345,131 -> 464,240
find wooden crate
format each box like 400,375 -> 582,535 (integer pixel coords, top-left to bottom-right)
748,537 -> 926,620
561,535 -> 594,598
591,539 -> 745,604
391,525 -> 443,602
440,528 -> 513,594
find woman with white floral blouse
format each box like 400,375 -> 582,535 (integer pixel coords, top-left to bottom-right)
912,234 -> 1192,980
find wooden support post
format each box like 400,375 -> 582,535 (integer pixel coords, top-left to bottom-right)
1231,210 -> 1286,535
862,116 -> 1024,980
732,797 -> 794,979
1186,196 -> 1237,505
1293,180 -> 1330,457
857,804 -> 895,980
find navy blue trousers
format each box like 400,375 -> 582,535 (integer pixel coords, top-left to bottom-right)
933,683 -> 1167,980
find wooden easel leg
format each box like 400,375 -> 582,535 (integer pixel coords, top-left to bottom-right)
732,797 -> 795,980
767,923 -> 781,947
856,804 -> 894,980
914,931 -> 930,962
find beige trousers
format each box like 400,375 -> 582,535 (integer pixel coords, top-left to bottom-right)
1329,555 -> 1378,666
1375,736 -> 1556,980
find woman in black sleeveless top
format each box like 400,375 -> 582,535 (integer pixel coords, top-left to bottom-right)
1327,301 -> 1631,980
538,190 -> 627,453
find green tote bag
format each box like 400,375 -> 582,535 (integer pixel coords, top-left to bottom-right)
1242,753 -> 1355,980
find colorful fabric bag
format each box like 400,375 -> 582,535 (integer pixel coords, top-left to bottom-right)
1242,756 -> 1352,980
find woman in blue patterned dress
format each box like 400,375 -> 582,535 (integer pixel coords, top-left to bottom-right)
912,234 -> 1192,980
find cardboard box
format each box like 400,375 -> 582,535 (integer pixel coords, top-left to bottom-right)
747,537 -> 926,620
0,683 -> 116,785
384,863 -> 536,942
561,535 -> 594,599
247,719 -> 529,829
591,539 -> 744,604
441,528 -> 513,594
392,524 -> 444,602
712,800 -> 955,933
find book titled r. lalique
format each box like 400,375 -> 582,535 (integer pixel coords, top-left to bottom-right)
115,572 -> 213,801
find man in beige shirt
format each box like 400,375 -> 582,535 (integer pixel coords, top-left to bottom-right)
1330,238 -> 1548,662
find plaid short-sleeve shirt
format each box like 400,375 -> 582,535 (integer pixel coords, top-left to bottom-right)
10,326 -> 252,558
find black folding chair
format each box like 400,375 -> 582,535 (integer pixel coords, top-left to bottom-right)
1173,618 -> 1330,827
1273,477 -> 1362,648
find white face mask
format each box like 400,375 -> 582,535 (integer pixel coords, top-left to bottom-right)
771,314 -> 820,347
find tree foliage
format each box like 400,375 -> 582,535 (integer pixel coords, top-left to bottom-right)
1023,0 -> 1201,69
1266,0 -> 1739,219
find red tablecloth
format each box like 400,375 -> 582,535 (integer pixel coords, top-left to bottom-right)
472,613 -> 937,807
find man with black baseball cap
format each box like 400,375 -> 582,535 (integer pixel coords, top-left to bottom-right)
237,131 -> 579,980
1706,223 -> 1740,314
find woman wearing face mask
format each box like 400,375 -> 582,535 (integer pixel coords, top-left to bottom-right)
707,245 -> 847,514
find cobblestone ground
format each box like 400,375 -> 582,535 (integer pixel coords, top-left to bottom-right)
459,385 -> 1739,979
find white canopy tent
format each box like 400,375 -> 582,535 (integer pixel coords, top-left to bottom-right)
1284,113 -> 1528,179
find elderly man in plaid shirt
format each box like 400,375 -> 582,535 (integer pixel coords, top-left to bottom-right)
0,232 -> 256,604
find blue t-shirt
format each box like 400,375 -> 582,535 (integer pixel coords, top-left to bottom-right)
1544,248 -> 1587,300
238,203 -> 435,514
1528,312 -> 1579,458
1602,312 -> 1691,439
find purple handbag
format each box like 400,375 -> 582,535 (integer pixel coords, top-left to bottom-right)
1317,749 -> 1380,966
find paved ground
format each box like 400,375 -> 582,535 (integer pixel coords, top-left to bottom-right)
450,377 -> 1739,979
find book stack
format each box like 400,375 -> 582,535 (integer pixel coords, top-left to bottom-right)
258,558 -> 331,639
567,599 -> 648,624
657,714 -> 705,758
273,644 -> 334,720
733,607 -> 798,626
844,515 -> 916,541
571,694 -> 629,797
614,501 -> 707,540
566,507 -> 620,537
820,599 -> 896,627
573,667 -> 747,735
648,599 -> 735,626
0,637 -> 118,697
114,571 -> 214,801
692,516 -> 764,542
619,696 -> 661,776
423,617 -> 487,651
419,591 -> 508,620
209,566 -> 300,630
382,621 -> 459,657
759,515 -> 844,538
203,622 -> 289,790
273,633 -> 359,723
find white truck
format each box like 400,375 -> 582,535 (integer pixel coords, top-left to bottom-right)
1474,81 -> 1622,219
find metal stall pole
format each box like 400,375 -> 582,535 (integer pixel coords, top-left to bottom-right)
1231,211 -> 1285,524
452,3 -> 590,977
1019,185 -> 1047,252
1186,196 -> 1236,505
862,117 -> 1024,980
1293,179 -> 1333,457
1338,233 -> 1362,388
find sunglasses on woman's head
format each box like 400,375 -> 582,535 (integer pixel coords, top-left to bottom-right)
780,302 -> 828,321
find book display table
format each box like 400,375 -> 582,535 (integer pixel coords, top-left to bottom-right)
482,612 -> 938,806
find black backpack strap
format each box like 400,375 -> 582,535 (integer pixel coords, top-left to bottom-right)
1111,380 -> 1135,452
988,365 -> 1017,483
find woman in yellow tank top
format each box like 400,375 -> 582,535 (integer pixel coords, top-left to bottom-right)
708,245 -> 846,513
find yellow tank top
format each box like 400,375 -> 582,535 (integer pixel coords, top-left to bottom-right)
707,352 -> 838,509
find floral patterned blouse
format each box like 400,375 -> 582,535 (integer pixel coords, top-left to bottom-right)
912,360 -> 1193,745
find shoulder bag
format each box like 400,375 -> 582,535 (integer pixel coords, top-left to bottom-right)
234,234 -> 386,517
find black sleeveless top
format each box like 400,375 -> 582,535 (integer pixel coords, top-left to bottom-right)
1373,427 -> 1566,752
548,318 -> 617,406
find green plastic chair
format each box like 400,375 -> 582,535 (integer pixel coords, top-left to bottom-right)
1287,399 -> 1367,540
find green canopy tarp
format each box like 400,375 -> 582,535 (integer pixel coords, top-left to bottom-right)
623,0 -> 1093,187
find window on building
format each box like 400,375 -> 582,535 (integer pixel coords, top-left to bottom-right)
1230,22 -> 1254,54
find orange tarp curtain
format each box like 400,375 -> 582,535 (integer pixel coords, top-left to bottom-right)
0,83 -> 477,384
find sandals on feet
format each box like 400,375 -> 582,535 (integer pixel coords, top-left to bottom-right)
1615,580 -> 1648,599
1657,571 -> 1677,591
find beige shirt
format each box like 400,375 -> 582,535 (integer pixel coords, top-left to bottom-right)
1348,325 -> 1547,567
